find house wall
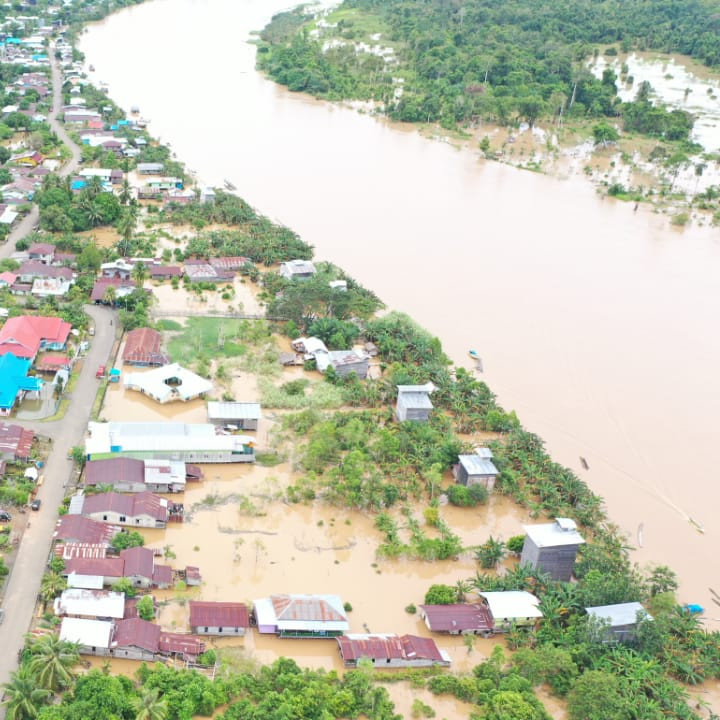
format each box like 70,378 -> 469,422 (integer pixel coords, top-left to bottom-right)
87,510 -> 165,529
112,481 -> 148,493
192,625 -> 246,636
257,624 -> 277,634
466,473 -> 496,491
107,449 -> 255,464
334,360 -> 369,379
520,538 -> 579,581
125,574 -> 152,589
111,646 -> 156,661
396,397 -> 430,422
78,643 -> 110,657
344,657 -> 448,668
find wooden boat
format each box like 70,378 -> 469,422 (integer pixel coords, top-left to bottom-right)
579,456 -> 589,470
468,349 -> 480,360
89,64 -> 95,72
224,179 -> 236,191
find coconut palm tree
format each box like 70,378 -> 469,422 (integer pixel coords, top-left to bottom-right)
116,207 -> 137,257
1,666 -> 50,720
119,178 -> 132,205
39,571 -> 66,605
25,633 -> 79,691
131,686 -> 168,720
131,261 -> 148,288
103,285 -> 117,307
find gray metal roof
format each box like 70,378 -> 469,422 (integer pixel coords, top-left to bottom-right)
458,455 -> 498,476
398,392 -> 433,410
585,602 -> 651,627
523,518 -> 585,548
207,401 -> 262,421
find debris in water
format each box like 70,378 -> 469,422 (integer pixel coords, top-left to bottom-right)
579,456 -> 589,470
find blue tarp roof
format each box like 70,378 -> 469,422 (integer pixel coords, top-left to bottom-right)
71,180 -> 86,190
0,354 -> 43,409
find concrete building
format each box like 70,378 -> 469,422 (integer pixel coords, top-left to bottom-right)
124,363 -> 213,403
84,457 -> 187,493
54,589 -> 125,620
207,401 -> 261,431
254,594 -> 349,637
520,518 -> 585,581
68,491 -> 178,528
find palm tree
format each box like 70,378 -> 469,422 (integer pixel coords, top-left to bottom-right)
39,572 -> 66,605
25,633 -> 79,692
453,579 -> 473,602
2,666 -> 50,720
119,178 -> 132,205
131,687 -> 168,720
131,261 -> 148,288
87,175 -> 104,198
475,536 -> 506,569
103,285 -> 117,307
117,207 -> 137,256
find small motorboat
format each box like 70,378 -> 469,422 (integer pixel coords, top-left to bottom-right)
684,603 -> 704,615
579,456 -> 589,470
224,179 -> 236,191
468,349 -> 480,360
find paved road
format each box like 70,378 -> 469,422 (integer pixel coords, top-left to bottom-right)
0,43 -> 82,262
0,50 -> 116,695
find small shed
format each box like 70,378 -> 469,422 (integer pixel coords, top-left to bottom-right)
395,383 -> 435,422
454,450 -> 498,490
200,187 -> 216,204
585,602 -> 652,643
207,401 -> 262,431
520,518 -> 585,581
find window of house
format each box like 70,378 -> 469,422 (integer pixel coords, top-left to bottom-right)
119,516 -> 126,522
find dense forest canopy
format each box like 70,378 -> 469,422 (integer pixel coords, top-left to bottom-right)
259,0 -> 719,134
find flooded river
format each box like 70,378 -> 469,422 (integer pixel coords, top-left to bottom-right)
80,0 -> 720,646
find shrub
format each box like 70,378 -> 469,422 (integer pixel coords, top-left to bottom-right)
424,584 -> 456,605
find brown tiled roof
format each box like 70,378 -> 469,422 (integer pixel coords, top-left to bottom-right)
85,458 -> 145,487
189,601 -> 249,628
158,631 -> 205,657
419,604 -> 493,633
122,327 -> 168,365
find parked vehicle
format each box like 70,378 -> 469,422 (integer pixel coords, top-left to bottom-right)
96,365 -> 106,379
30,499 -> 41,511
0,511 -> 11,522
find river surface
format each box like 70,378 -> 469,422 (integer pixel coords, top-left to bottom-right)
80,0 -> 720,622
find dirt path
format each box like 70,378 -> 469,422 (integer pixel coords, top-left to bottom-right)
0,52 -> 113,701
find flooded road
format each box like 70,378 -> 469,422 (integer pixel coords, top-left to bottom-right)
79,0 -> 720,643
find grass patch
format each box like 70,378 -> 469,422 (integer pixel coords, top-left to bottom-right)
254,451 -> 285,467
167,317 -> 270,366
259,377 -> 345,410
42,370 -> 81,422
156,318 -> 183,331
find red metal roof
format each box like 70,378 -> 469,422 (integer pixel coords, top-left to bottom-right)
159,631 -> 205,658
337,634 -> 446,663
272,595 -> 346,623
0,422 -> 34,459
151,564 -> 173,587
90,277 -> 135,302
65,556 -> 124,578
84,458 -> 145,487
419,604 -> 494,633
54,543 -> 108,561
35,354 -> 70,371
122,327 -> 169,366
120,547 -> 154,579
113,617 -> 161,652
189,601 -> 249,629
54,515 -> 119,545
82,491 -> 168,522
0,315 -> 71,358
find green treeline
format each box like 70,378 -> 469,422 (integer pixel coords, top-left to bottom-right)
257,0 -> 716,136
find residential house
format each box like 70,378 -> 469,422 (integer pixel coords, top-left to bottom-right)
183,260 -> 234,283
90,277 -> 136,304
207,401 -> 261,431
585,602 -> 652,643
136,162 -> 164,175
189,601 -> 250,636
315,349 -> 369,379
53,515 -> 121,547
63,547 -> 174,590
59,617 -> 113,656
337,634 -> 451,668
148,265 -> 182,280
35,354 -> 71,373
85,421 -> 256,464
520,518 -> 586,582
0,271 -> 17,288
199,186 -> 215,204
254,594 -> 349,637
395,383 -> 435,422
9,150 -> 43,166
124,363 -> 213,403
0,204 -> 18,226
31,277 -> 73,297
69,490 -> 178,528
419,603 -> 494,636
454,450 -> 499,491
280,259 -> 316,280
111,618 -> 205,662
27,242 -> 55,263
478,591 -> 544,631
84,457 -> 187,493
54,589 -> 126,620
0,315 -> 71,359
0,353 -> 43,415
17,261 -> 74,284
0,421 -> 34,461
100,259 -> 134,279
121,327 -> 169,366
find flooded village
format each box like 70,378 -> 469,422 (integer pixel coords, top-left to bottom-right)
0,0 -> 719,719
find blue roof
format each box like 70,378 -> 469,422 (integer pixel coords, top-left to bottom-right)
0,354 -> 43,409
71,180 -> 86,190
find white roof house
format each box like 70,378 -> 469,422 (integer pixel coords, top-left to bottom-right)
280,259 -> 316,280
254,594 -> 349,636
85,421 -> 255,463
585,602 -> 651,627
59,617 -> 113,650
67,572 -> 104,590
79,168 -> 113,180
124,363 -> 213,403
54,589 -> 125,619
479,591 -> 544,622
522,518 -> 585,548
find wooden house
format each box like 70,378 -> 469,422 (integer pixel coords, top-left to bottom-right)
520,518 -> 585,581
395,383 -> 435,422
419,603 -> 494,636
585,602 -> 652,643
454,449 -> 499,490
189,601 -> 250,636
478,591 -> 544,631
